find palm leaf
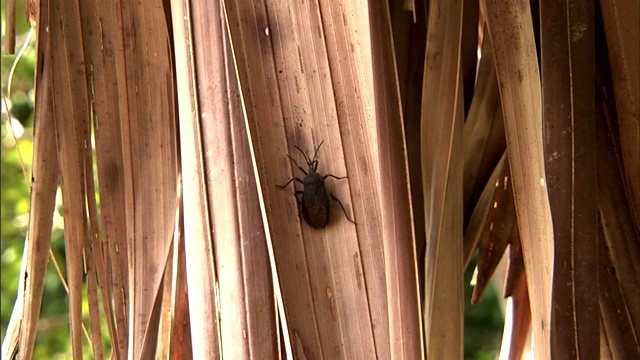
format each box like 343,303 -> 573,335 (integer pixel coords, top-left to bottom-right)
2,0 -> 639,358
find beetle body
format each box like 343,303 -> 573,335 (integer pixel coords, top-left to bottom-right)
300,171 -> 332,228
278,141 -> 354,228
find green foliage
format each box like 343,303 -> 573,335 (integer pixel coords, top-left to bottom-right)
1,20 -> 73,357
1,0 -> 33,40
0,128 -> 75,356
464,255 -> 505,360
9,91 -> 34,127
1,119 -> 33,341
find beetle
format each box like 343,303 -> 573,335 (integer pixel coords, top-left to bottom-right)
278,141 -> 355,228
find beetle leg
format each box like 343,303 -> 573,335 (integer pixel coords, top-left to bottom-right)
324,174 -> 347,180
288,191 -> 303,219
330,193 -> 356,224
277,177 -> 303,189
287,154 -> 308,175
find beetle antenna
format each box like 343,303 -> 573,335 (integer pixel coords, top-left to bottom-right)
312,140 -> 325,163
294,145 -> 313,168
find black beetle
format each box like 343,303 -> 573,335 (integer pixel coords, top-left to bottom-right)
278,141 -> 355,228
